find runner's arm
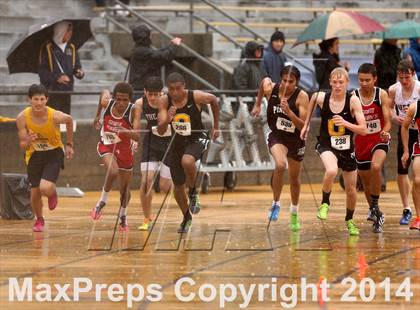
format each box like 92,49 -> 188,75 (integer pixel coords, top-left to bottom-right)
53,110 -> 74,159
288,90 -> 309,130
346,95 -> 367,135
157,95 -> 170,135
129,104 -> 142,142
380,89 -> 392,133
16,112 -> 36,150
252,77 -> 274,117
194,91 -> 220,139
93,89 -> 111,129
401,103 -> 416,167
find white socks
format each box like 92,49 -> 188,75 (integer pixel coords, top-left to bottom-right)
119,207 -> 127,217
99,189 -> 109,204
290,204 -> 299,215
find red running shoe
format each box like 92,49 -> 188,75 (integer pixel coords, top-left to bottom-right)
33,217 -> 45,232
409,217 -> 420,230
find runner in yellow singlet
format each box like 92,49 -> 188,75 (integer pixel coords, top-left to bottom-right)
16,84 -> 74,232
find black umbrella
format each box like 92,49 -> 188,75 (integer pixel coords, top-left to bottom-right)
7,18 -> 93,74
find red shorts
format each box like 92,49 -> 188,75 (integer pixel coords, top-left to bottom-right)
413,142 -> 420,158
97,142 -> 134,170
355,134 -> 389,170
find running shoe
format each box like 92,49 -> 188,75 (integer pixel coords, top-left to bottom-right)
268,203 -> 280,221
289,213 -> 301,231
409,217 -> 420,230
48,192 -> 58,211
119,215 -> 129,232
346,219 -> 360,236
189,190 -> 201,214
33,217 -> 45,232
367,208 -> 375,222
177,218 -> 192,234
138,218 -> 153,231
317,203 -> 330,220
372,209 -> 385,233
90,201 -> 106,220
399,209 -> 412,225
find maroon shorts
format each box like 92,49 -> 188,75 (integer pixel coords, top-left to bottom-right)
97,142 -> 134,170
267,131 -> 305,161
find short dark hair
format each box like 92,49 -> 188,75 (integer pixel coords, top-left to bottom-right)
270,31 -> 285,43
280,65 -> 301,81
113,82 -> 133,99
167,72 -> 185,85
397,59 -> 414,74
144,76 -> 163,92
358,63 -> 377,77
28,84 -> 48,98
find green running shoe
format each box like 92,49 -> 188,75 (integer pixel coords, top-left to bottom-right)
289,213 -> 301,231
317,203 -> 330,220
177,218 -> 192,234
346,219 -> 360,236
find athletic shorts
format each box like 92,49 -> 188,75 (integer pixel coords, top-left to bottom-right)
316,143 -> 357,172
412,142 -> 420,158
97,142 -> 134,170
267,131 -> 305,162
397,129 -> 418,174
140,133 -> 170,163
140,162 -> 171,179
168,134 -> 209,186
355,134 -> 389,170
27,148 -> 64,188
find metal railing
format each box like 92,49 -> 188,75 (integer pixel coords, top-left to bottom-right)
198,0 -> 317,89
113,0 -> 225,89
104,15 -> 218,90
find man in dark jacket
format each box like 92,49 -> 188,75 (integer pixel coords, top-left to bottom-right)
233,41 -> 266,90
38,21 -> 84,114
263,31 -> 287,83
128,24 -> 181,94
374,39 -> 401,90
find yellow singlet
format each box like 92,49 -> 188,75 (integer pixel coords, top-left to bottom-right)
24,107 -> 63,164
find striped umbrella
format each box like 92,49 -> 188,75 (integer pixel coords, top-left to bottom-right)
293,10 -> 385,46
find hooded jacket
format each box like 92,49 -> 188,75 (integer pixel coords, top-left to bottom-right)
233,41 -> 266,90
374,41 -> 401,90
403,38 -> 420,78
128,24 -> 177,90
262,44 -> 287,84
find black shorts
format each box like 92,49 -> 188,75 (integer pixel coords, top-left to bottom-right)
356,144 -> 389,170
140,133 -> 171,164
397,129 -> 418,175
267,131 -> 305,161
27,148 -> 64,188
168,134 -> 209,186
315,143 -> 357,172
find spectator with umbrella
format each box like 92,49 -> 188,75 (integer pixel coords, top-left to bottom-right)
39,21 -> 84,114
7,18 -> 92,115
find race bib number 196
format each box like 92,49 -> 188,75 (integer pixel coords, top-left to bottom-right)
331,135 -> 351,150
102,131 -> 121,145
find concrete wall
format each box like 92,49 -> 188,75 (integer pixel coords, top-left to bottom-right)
0,119 -> 400,192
